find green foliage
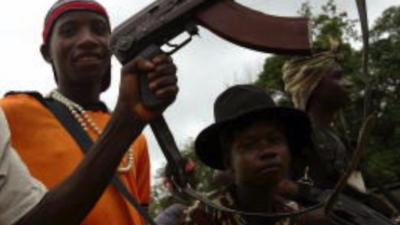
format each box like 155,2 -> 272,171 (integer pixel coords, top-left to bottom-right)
255,55 -> 289,91
255,1 -> 400,185
150,1 -> 400,216
256,0 -> 361,100
149,141 -> 216,217
371,6 -> 400,41
299,0 -> 359,50
364,6 -> 400,183
178,142 -> 217,193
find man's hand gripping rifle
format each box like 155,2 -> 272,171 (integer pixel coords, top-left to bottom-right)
110,0 -> 311,187
110,0 -> 312,216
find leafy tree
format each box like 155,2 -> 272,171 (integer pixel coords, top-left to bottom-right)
255,1 -> 400,184
363,6 -> 400,183
149,141 -> 217,216
256,0 -> 360,94
150,1 -> 400,217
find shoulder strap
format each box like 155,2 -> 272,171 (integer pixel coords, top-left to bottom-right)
42,99 -> 157,225
46,99 -> 93,150
5,91 -> 43,98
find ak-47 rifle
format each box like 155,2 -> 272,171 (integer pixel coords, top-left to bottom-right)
110,0 -> 311,64
110,0 -> 314,224
110,0 -> 311,184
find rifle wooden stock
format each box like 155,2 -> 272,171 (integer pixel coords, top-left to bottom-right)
109,1 -> 312,214
110,0 -> 312,64
196,0 -> 311,55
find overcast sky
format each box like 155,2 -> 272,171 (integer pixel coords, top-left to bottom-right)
0,0 -> 397,180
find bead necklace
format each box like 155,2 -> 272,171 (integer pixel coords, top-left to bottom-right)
49,90 -> 134,173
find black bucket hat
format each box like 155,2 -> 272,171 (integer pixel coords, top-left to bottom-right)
195,84 -> 312,170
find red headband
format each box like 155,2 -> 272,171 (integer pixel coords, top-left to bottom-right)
43,1 -> 109,45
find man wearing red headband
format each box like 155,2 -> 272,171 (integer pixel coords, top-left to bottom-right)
0,0 -> 178,225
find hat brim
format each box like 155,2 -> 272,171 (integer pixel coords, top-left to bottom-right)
195,106 -> 311,170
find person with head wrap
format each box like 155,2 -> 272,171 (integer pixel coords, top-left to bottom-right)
281,51 -> 399,221
0,0 -> 178,225
282,51 -> 343,111
282,51 -> 358,189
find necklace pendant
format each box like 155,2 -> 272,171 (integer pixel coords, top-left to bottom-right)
50,90 -> 135,174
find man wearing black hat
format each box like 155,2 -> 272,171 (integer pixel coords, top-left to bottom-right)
182,85 -> 324,225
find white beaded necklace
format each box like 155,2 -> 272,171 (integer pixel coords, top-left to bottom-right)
49,90 -> 134,173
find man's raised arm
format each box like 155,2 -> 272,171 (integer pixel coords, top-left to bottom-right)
14,55 -> 178,225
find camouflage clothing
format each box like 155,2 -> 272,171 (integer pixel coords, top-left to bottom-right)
308,125 -> 350,189
182,187 -> 299,225
281,52 -> 351,188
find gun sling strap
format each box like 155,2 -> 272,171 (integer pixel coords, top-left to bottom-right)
42,98 -> 158,225
42,97 -> 313,222
5,91 -> 325,222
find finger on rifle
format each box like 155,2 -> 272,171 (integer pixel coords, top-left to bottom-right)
122,57 -> 155,75
152,54 -> 172,65
149,75 -> 178,95
148,63 -> 177,80
155,86 -> 179,102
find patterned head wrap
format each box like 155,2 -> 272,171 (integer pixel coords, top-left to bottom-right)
282,52 -> 341,110
42,0 -> 109,45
